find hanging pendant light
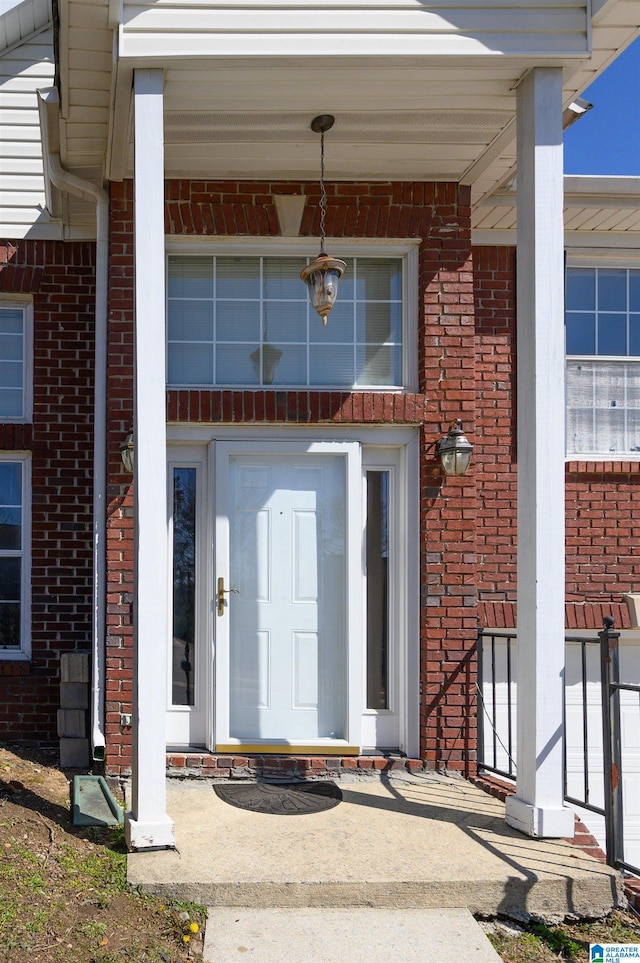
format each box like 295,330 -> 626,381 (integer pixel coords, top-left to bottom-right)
300,115 -> 346,325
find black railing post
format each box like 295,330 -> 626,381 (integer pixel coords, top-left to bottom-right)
477,627 -> 484,770
599,616 -> 622,867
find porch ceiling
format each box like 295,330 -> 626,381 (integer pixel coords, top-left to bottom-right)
56,0 -> 640,235
113,56 -> 526,185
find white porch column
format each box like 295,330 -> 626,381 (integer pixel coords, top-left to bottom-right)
125,68 -> 175,851
505,67 -> 574,839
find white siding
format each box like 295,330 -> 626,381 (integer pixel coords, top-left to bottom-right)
0,27 -> 56,238
120,0 -> 590,59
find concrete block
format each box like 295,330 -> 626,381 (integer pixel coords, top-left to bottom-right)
59,737 -> 90,769
60,681 -> 89,709
623,593 -> 640,627
60,651 -> 90,684
57,708 -> 87,739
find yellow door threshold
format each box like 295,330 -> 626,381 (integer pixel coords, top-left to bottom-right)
215,744 -> 360,756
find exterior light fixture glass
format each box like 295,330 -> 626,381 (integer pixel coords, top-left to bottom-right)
300,114 -> 346,325
435,419 -> 473,477
120,431 -> 134,473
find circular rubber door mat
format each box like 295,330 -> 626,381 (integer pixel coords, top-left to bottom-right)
213,781 -> 342,815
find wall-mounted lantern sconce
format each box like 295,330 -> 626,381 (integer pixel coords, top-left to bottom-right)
120,431 -> 134,473
435,419 -> 473,476
300,115 -> 346,325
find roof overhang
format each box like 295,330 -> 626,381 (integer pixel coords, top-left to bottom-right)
473,176 -> 640,249
51,0 -> 640,236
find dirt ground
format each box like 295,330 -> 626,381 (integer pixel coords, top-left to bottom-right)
0,744 -> 205,962
1,742 -> 639,963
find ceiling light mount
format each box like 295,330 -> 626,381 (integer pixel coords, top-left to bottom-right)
310,114 -> 336,135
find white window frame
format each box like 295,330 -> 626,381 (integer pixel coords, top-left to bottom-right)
166,448 -> 209,747
360,447 -> 409,751
565,253 -> 640,461
165,237 -> 420,393
0,297 -> 33,423
0,452 -> 31,660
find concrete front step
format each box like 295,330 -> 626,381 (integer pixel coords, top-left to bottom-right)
127,773 -> 624,922
202,908 -> 503,962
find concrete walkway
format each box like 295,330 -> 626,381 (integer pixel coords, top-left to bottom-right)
202,907 -> 503,962
127,771 -> 623,925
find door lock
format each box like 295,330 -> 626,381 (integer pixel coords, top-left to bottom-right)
217,576 -> 238,616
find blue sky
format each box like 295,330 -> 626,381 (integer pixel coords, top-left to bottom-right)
564,37 -> 640,175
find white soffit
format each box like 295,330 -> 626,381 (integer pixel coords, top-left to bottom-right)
0,0 -> 51,54
472,176 -> 640,246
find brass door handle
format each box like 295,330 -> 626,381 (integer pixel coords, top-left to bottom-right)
217,577 -> 238,616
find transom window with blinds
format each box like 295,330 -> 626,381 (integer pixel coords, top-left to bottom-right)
566,266 -> 640,457
166,253 -> 409,389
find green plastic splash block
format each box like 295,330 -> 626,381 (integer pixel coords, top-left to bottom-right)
72,775 -> 123,827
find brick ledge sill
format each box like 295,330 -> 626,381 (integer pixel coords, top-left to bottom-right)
166,751 -> 430,779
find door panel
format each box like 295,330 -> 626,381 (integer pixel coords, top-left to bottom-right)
226,452 -> 346,742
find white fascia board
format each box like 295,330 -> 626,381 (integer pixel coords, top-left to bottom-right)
120,36 -> 590,61
473,230 -> 640,250
564,175 -> 640,203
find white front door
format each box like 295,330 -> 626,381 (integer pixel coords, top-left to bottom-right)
215,441 -> 361,749
165,431 -> 419,756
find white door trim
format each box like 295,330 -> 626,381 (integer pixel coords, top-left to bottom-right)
165,425 -> 419,757
165,447 -> 211,748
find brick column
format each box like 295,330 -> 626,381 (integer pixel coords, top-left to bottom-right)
418,184 -> 478,775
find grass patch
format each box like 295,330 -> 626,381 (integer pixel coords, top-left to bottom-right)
486,910 -> 640,962
0,746 -> 207,963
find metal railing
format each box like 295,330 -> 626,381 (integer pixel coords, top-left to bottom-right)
477,619 -> 640,875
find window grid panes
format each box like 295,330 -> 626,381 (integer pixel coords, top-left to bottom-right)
0,460 -> 23,651
566,267 -> 640,455
0,306 -> 25,420
167,255 -> 403,388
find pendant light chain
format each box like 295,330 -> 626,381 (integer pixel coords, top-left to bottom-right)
319,128 -> 326,255
300,114 -> 346,323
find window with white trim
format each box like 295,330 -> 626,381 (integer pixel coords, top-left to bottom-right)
566,267 -> 640,456
0,455 -> 30,658
0,300 -> 32,422
167,254 -> 408,389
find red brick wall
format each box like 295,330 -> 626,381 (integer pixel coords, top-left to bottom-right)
565,462 -> 640,601
474,245 -> 517,600
105,179 -> 478,776
104,184 -> 136,775
0,240 -> 96,741
473,245 -> 640,612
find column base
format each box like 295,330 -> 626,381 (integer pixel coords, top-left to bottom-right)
505,795 -> 575,839
125,812 -> 176,851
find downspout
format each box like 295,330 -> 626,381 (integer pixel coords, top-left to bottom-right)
38,88 -> 109,762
